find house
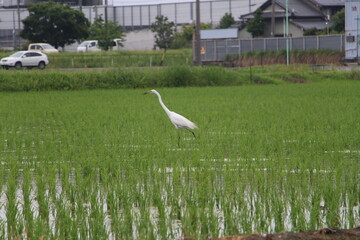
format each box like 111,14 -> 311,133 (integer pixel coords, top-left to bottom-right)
239,0 -> 344,38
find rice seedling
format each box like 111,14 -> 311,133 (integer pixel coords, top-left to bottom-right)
0,81 -> 359,239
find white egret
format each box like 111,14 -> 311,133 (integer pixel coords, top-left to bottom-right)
144,89 -> 198,138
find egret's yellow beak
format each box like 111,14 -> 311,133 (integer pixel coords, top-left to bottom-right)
144,91 -> 151,94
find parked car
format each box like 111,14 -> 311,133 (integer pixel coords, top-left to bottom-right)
28,43 -> 59,53
77,40 -> 100,52
0,51 -> 49,70
77,39 -> 124,52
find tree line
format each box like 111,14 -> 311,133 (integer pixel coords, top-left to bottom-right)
19,1 -> 237,52
20,1 -> 125,50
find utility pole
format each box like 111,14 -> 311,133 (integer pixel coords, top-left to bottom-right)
248,0 -> 256,14
357,15 -> 359,59
194,0 -> 201,66
17,0 -> 21,49
79,0 -> 82,12
285,0 -> 289,65
105,0 -> 108,24
271,0 -> 275,37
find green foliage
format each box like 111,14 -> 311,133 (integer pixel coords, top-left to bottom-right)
246,9 -> 265,38
89,16 -> 125,51
171,32 -> 189,49
303,27 -> 321,36
20,1 -> 90,48
330,8 -> 345,33
150,15 -> 175,51
303,8 -> 344,36
171,23 -> 212,49
0,65 -> 359,91
218,12 -> 236,29
181,23 -> 212,42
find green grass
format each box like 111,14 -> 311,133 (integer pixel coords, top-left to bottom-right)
0,65 -> 359,91
0,82 -> 359,239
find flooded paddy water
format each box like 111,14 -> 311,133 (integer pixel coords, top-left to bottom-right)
0,83 -> 359,239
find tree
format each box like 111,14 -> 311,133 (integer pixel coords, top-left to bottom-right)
151,15 -> 175,65
181,23 -> 212,41
218,13 -> 236,29
171,22 -> 212,48
151,15 -> 175,51
246,9 -> 265,38
89,16 -> 125,51
20,2 -> 89,49
330,8 -> 345,33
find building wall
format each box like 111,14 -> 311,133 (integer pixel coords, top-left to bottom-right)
241,19 -> 304,39
122,29 -> 155,50
239,27 -> 252,39
0,0 -> 267,50
1,0 -> 102,7
345,0 -> 360,60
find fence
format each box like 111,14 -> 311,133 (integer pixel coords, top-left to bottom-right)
200,34 -> 345,62
41,53 -> 191,68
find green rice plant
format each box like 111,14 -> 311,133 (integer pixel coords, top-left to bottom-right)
5,170 -> 19,239
0,82 -> 359,239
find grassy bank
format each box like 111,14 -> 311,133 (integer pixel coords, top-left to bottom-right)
0,65 -> 360,91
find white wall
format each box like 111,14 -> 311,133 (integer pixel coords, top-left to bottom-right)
122,29 -> 155,50
345,0 -> 360,60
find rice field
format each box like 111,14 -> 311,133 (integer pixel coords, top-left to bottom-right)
0,82 -> 359,239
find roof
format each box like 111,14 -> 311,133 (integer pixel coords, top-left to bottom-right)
241,0 -> 324,19
308,0 -> 344,7
291,19 -> 328,30
200,28 -> 238,40
275,0 -> 323,17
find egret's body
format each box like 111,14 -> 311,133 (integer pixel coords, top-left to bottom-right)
145,89 -> 197,137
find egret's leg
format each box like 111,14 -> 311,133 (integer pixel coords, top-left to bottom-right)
177,131 -> 181,147
186,129 -> 196,139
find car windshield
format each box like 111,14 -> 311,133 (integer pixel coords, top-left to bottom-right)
9,52 -> 24,57
42,44 -> 55,49
79,41 -> 91,47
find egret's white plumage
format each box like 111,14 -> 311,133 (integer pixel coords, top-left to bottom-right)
145,89 -> 197,136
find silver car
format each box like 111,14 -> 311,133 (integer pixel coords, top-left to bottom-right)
0,51 -> 49,70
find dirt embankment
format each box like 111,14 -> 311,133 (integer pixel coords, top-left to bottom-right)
208,227 -> 360,240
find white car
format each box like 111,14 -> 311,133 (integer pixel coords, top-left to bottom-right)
77,40 -> 100,52
77,39 -> 124,52
28,43 -> 59,54
0,51 -> 49,70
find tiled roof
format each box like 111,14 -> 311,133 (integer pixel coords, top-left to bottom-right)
275,0 -> 323,17
241,0 -> 324,19
292,19 -> 328,30
309,0 -> 344,7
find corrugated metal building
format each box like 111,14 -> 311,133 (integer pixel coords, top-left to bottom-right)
0,0 -> 266,50
1,0 -> 101,8
345,0 -> 360,60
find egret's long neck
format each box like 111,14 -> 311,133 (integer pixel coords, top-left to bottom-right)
154,92 -> 172,116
